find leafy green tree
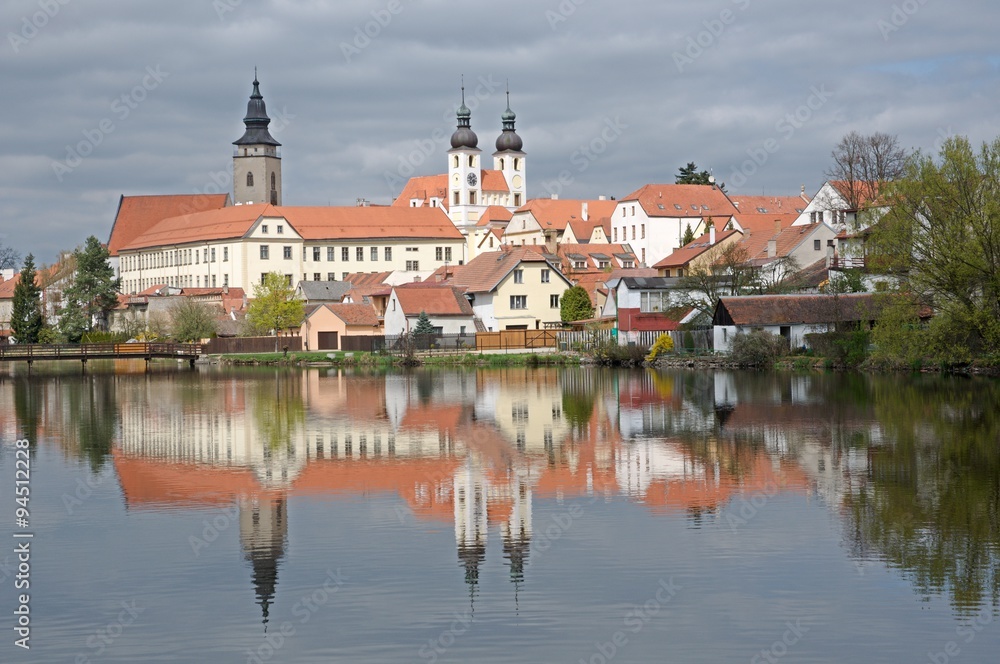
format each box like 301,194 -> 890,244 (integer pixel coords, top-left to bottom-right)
64,236 -> 119,333
560,285 -> 594,322
246,272 -> 305,350
11,254 -> 43,343
681,223 -> 695,247
870,136 -> 1000,356
169,298 -> 218,342
675,162 -> 725,191
412,310 -> 436,335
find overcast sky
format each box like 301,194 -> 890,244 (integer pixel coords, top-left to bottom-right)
2,0 -> 998,264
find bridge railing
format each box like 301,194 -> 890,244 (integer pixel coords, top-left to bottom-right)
0,342 -> 202,360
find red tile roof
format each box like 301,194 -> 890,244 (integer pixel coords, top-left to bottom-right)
733,212 -> 801,235
619,184 -> 737,218
449,246 -> 557,293
565,217 -> 611,242
477,206 -> 513,226
279,206 -> 464,241
653,229 -> 741,269
121,204 -> 271,250
393,285 -> 474,316
829,180 -> 885,209
715,293 -> 888,326
516,198 -> 618,231
481,169 -> 509,192
393,175 -> 448,209
742,222 -> 825,262
343,271 -> 393,287
108,194 -> 230,256
324,303 -> 380,326
730,195 -> 808,215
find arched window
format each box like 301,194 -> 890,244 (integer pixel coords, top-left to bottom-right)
499,158 -> 505,170
247,172 -> 254,187
468,155 -> 475,168
452,155 -> 459,168
513,158 -> 521,171
270,172 -> 276,189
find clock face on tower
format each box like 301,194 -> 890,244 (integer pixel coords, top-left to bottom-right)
467,172 -> 478,187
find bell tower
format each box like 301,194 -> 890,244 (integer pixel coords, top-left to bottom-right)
233,71 -> 282,206
447,81 -> 483,228
493,84 -> 526,210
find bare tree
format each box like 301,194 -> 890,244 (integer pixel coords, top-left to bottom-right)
0,242 -> 20,271
825,131 -> 907,210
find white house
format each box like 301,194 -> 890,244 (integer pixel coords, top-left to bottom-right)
384,284 -> 476,337
610,184 -> 738,268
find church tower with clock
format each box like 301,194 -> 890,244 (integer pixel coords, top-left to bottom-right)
447,84 -> 484,229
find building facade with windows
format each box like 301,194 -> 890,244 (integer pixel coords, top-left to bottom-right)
117,204 -> 466,294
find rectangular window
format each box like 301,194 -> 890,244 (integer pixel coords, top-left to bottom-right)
327,272 -> 335,281
342,272 -> 349,280
342,247 -> 349,261
260,245 -> 269,260
313,247 -> 321,261
436,247 -> 443,261
203,248 -> 208,263
641,224 -> 645,239
356,247 -> 364,261
313,273 -> 321,281
631,225 -> 636,240
223,247 -> 229,262
469,191 -> 477,205
211,275 -> 217,287
211,248 -> 216,262
261,273 -> 268,284
371,247 -> 378,261
640,291 -> 669,313
453,191 -> 460,205
327,247 -> 335,261
513,269 -> 523,284
510,295 -> 527,309
285,274 -> 293,287
261,224 -> 268,234
550,294 -> 559,308
385,247 -> 392,261
814,239 -> 821,250
406,260 -> 420,271
223,274 -> 229,287
283,246 -> 292,259
541,269 -> 550,283
513,193 -> 521,206
277,224 -> 283,234
614,227 -> 618,242
445,247 -> 452,262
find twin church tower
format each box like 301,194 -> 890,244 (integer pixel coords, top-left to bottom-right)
231,75 -> 527,228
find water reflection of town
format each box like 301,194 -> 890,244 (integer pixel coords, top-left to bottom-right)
7,367 -> 998,620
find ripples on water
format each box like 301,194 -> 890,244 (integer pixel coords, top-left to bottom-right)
0,364 -> 998,663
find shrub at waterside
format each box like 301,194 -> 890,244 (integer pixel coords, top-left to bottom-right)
730,330 -> 788,368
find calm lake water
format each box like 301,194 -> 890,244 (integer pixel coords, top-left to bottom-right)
1,363 -> 998,663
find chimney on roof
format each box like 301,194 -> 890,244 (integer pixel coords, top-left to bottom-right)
767,238 -> 777,258
598,195 -> 607,201
582,202 -> 589,221
709,224 -> 716,245
732,200 -> 739,209
551,193 -> 558,200
774,219 -> 781,235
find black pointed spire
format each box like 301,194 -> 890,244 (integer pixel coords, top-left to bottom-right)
450,76 -> 478,149
234,72 -> 281,147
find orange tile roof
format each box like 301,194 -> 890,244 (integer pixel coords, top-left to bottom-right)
477,205 -> 513,226
516,198 -> 618,231
121,204 -> 271,250
343,271 -> 393,287
108,194 -> 230,256
742,223 -> 824,262
619,184 -> 738,218
730,195 -> 808,215
733,212 -> 801,235
0,276 -> 19,299
393,285 -> 474,316
829,180 -> 885,209
479,169 -> 507,191
653,229 -> 741,269
565,217 -> 610,242
324,303 -> 380,326
449,246 -> 556,293
393,175 -> 448,209
279,206 -> 464,241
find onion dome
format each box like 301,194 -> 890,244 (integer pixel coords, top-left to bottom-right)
450,84 -> 479,149
495,89 -> 523,152
234,70 -> 280,147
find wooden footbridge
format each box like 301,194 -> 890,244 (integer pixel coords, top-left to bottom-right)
0,342 -> 202,370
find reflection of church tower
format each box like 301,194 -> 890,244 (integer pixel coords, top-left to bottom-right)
233,70 -> 282,206
501,476 -> 532,586
240,495 -> 288,630
454,460 -> 488,603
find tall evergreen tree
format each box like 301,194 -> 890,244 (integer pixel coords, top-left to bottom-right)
682,223 -> 695,247
11,253 -> 43,343
675,162 -> 726,191
560,286 -> 594,322
412,310 -> 436,335
65,236 -> 119,333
